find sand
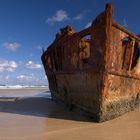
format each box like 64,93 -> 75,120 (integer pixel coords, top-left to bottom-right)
0,89 -> 139,140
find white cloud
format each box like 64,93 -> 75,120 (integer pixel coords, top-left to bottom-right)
26,61 -> 42,69
0,59 -> 18,72
46,10 -> 69,24
73,13 -> 84,20
17,75 -> 34,81
16,74 -> 48,86
0,74 -> 47,86
85,22 -> 92,28
3,42 -> 21,51
73,10 -> 88,20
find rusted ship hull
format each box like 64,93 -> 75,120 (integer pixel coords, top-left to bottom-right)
41,4 -> 140,122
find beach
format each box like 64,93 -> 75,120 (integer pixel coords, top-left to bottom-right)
0,88 -> 139,140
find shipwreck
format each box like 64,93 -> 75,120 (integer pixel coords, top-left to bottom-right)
41,3 -> 140,122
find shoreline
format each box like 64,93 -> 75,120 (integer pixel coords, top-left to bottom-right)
0,86 -> 49,90
0,89 -> 139,140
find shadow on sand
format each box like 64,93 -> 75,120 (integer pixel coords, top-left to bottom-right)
0,96 -> 93,122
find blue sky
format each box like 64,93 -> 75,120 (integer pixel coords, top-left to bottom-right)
0,0 -> 140,85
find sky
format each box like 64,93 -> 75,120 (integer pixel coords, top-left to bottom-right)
0,0 -> 140,86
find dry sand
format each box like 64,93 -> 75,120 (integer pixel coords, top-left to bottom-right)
0,89 -> 139,140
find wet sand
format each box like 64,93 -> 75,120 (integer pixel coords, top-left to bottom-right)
0,89 -> 139,140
